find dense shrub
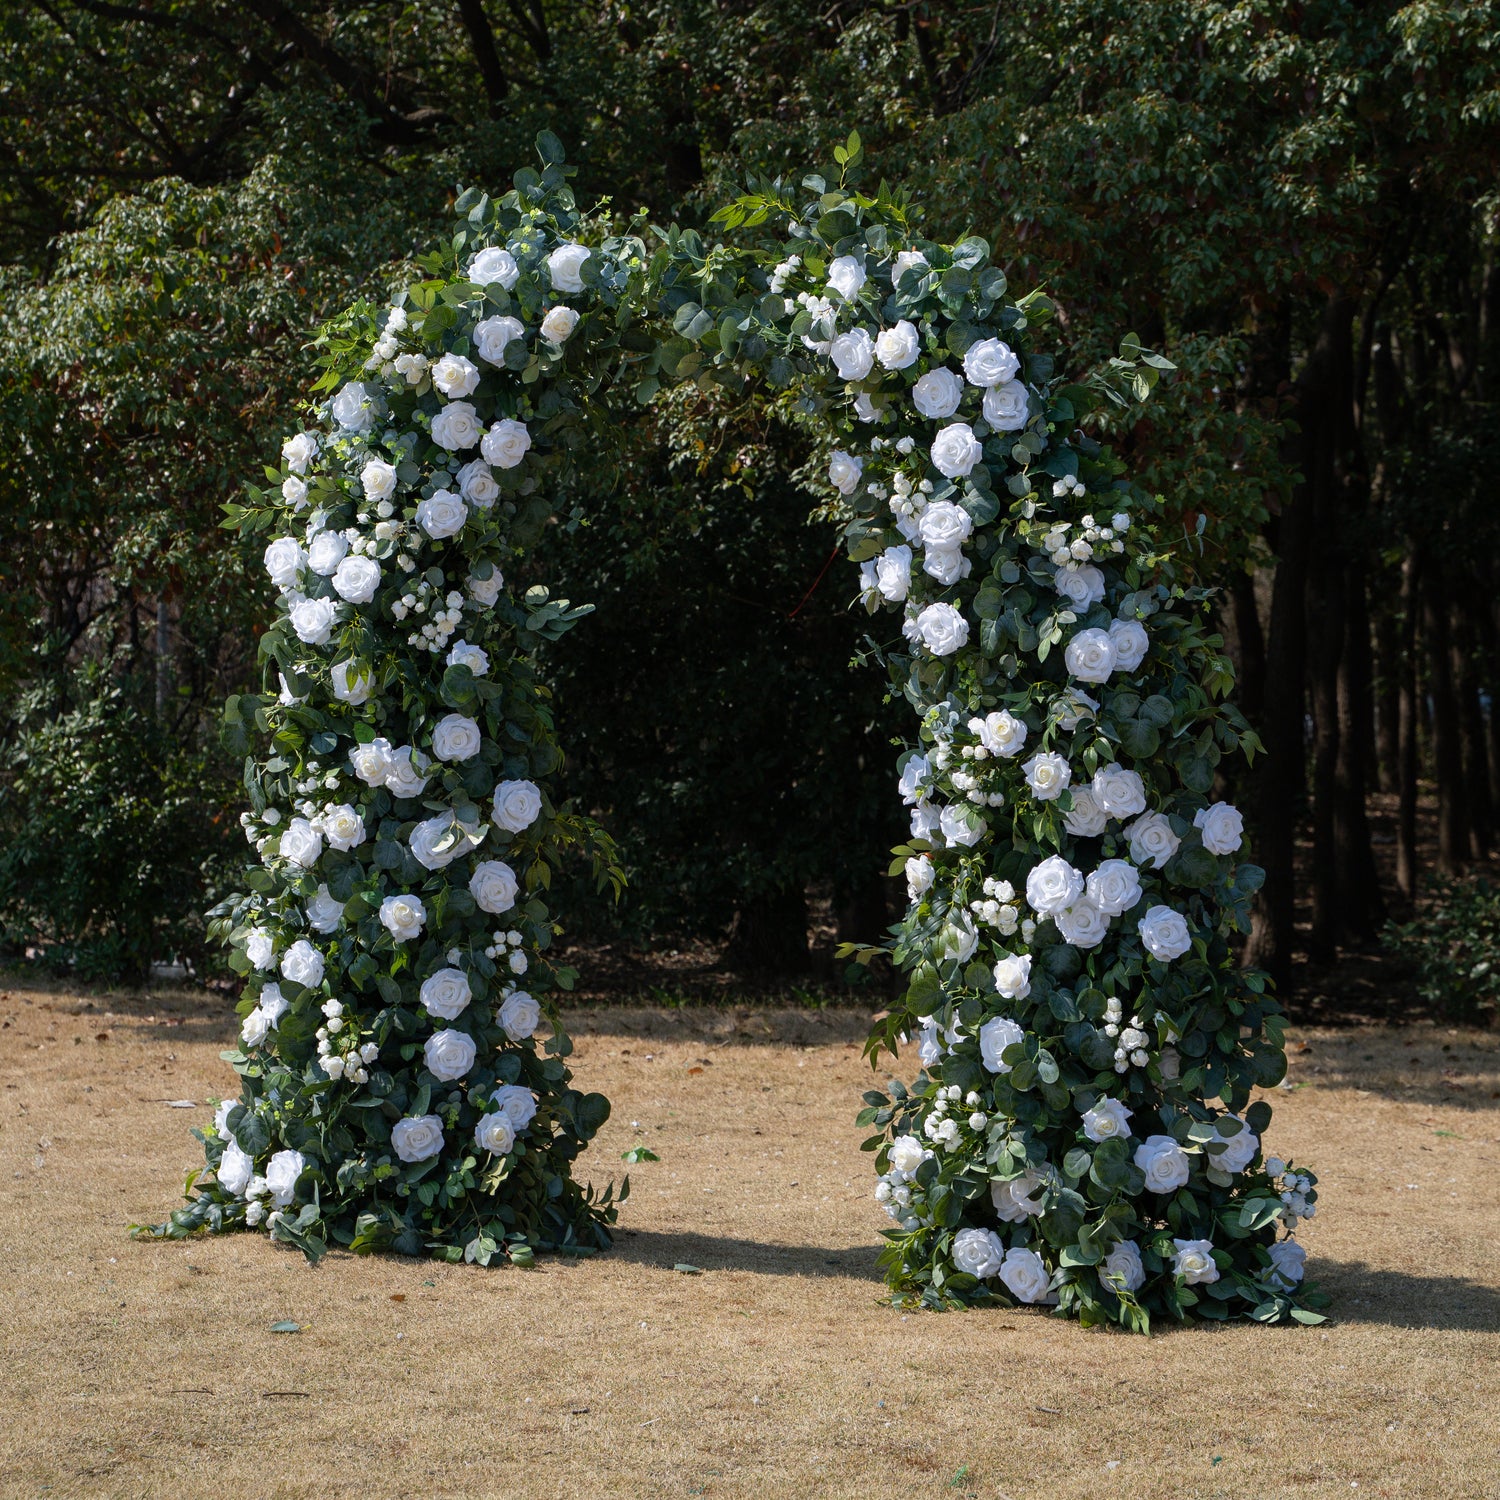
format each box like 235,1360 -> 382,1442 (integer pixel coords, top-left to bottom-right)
1384,877 -> 1500,1024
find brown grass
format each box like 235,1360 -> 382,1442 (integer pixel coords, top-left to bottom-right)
1,982 -> 1497,1500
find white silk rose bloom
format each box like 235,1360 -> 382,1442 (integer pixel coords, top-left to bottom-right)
892,249 -> 928,283
1126,811 -> 1181,868
912,367 -> 963,419
1108,617 -> 1149,670
217,1139 -> 255,1197
289,597 -> 336,645
940,803 -> 984,848
424,1028 -> 477,1082
930,421 -> 983,479
245,927 -> 276,970
1102,1239 -> 1146,1292
991,1168 -> 1047,1222
992,952 -> 1032,1000
1055,897 -> 1109,948
391,1114 -> 445,1163
914,602 -> 969,656
1135,1134 -> 1191,1193
1022,750 -> 1071,801
470,860 -> 519,913
468,245 -> 519,288
951,1227 -> 1005,1280
241,1006 -> 272,1048
417,490 -> 467,540
1085,859 -> 1143,916
266,1148 -> 306,1208
1092,765 -> 1146,819
410,814 -> 478,871
360,457 -> 397,501
492,779 -> 542,833
1065,627 -> 1117,684
904,855 -> 934,899
499,990 -> 541,1041
979,1015 -> 1024,1073
264,537 -> 305,589
319,804 -> 366,852
307,529 -> 347,576
548,242 -> 591,292
1062,786 -> 1110,838
873,545 -> 912,602
279,817 -> 323,869
282,431 -> 317,473
970,709 -> 1027,757
280,939 -> 324,987
1195,802 -> 1245,855
420,967 -> 472,1020
888,1134 -> 926,1176
1266,1239 -> 1307,1289
1138,904 -> 1192,961
875,320 -> 920,370
468,570 -> 503,606
330,381 -> 376,433
830,328 -> 874,381
333,556 -> 380,604
541,305 -> 580,344
384,747 -> 433,798
982,378 -> 1030,431
447,640 -> 490,676
306,884 -> 344,934
491,1085 -> 538,1130
475,314 -> 525,366
431,400 -> 482,451
922,545 -> 970,586
1054,563 -> 1105,611
432,713 -> 481,762
917,500 -> 973,552
1026,854 -> 1085,915
828,449 -> 862,495
456,460 -> 499,507
348,737 -> 394,786
474,1111 -> 516,1156
431,352 -> 480,399
1082,1097 -> 1133,1144
826,254 -> 866,299
1172,1238 -> 1220,1285
999,1247 -> 1052,1305
962,336 -> 1020,388
379,893 -> 427,943
1210,1118 -> 1259,1174
482,418 -> 531,469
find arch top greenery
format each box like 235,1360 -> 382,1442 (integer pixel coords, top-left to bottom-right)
141,131 -> 1323,1331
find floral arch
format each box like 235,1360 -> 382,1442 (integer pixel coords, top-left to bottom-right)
141,135 -> 1322,1330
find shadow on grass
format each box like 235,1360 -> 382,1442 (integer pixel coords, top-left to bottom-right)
601,1227 -> 884,1282
1314,1258 -> 1500,1332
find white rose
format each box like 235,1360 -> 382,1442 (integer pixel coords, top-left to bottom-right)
1195,803 -> 1245,855
963,337 -> 1020,388
1053,564 -> 1105,611
979,1015 -> 1025,1073
391,1114 -> 445,1163
447,640 -> 490,676
923,545 -> 970,586
1065,627 -> 1117,684
971,710 -> 1027,757
1126,811 -> 1181,869
1266,1239 -> 1307,1289
951,1227 -> 1006,1279
930,422 -> 983,479
360,458 -> 397,501
289,597 -> 336,645
282,432 -> 317,474
474,1111 -> 516,1156
492,779 -> 542,833
992,952 -> 1032,1000
456,459 -> 499,507
470,859 -> 519,913
940,804 -> 984,848
265,1148 -> 306,1207
474,315 -> 526,366
330,381 -> 376,433
874,320 -> 920,371
1055,689 -> 1100,732
892,249 -> 928,283
828,449 -> 862,495
279,938 -> 325,989
1062,786 -> 1110,838
982,378 -> 1030,431
873,545 -> 912,602
431,353 -> 480,399
333,555 -> 381,604
431,712 -> 481,762
410,813 -> 478,871
897,754 -> 929,805
306,885 -> 344,934
912,367 -> 963,419
379,893 -> 427,943
424,1028 -> 477,1082
914,602 -> 969,656
395,352 -> 429,386
498,990 -> 541,1041
888,1134 -> 926,1176
541,305 -> 580,344
245,928 -> 276,971
240,1007 -> 271,1048
1025,854 -> 1084,915
1055,898 -> 1110,949
1092,765 -> 1146,819
1102,1239 -> 1146,1293
331,658 -> 374,705
431,400 -> 483,451
217,1139 -> 255,1196
830,328 -> 875,381
385,746 -> 433,798
468,570 -> 503,606
318,804 -> 366,853
999,1246 -> 1052,1304
1172,1237 -> 1219,1285
1082,1097 -> 1133,1144
1085,859 -> 1143,917
283,476 -> 307,506
264,537 -> 305,590
993,1170 -> 1049,1224
468,246 -> 519,288
481,418 -> 532,470
547,242 -> 591,292
1022,751 -> 1071,801
827,255 -> 866,299
938,910 -> 980,964
1135,1134 -> 1191,1193
1108,617 -> 1149,671
420,967 -> 472,1020
917,500 -> 973,552
416,489 -> 468,540
1138,904 -> 1192,961
904,855 -> 934,899
491,1084 -> 538,1130
1210,1118 -> 1259,1174
279,817 -> 324,869
348,737 -> 394,787
910,801 -> 940,841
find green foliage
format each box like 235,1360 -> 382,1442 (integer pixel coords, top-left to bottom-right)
1385,875 -> 1500,1024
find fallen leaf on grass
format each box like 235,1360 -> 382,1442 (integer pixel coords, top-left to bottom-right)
270,1320 -> 303,1334
673,1263 -> 703,1275
390,1294 -> 406,1302
165,1100 -> 196,1109
687,1066 -> 704,1076
621,1146 -> 660,1164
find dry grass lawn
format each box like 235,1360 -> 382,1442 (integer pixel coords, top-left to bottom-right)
1,981 -> 1498,1500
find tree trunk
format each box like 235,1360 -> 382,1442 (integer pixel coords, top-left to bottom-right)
1423,565 -> 1468,873
1333,553 -> 1385,940
1454,599 -> 1492,858
722,886 -> 810,976
1305,546 -> 1345,962
1372,585 -> 1400,795
1396,554 -> 1420,899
